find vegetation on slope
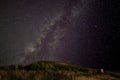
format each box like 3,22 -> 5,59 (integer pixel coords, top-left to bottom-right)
0,61 -> 120,80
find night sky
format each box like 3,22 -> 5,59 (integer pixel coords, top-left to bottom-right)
0,0 -> 120,70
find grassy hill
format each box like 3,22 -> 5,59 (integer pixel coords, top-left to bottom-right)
0,61 -> 120,80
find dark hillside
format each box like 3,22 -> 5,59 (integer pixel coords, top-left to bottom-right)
0,61 -> 120,80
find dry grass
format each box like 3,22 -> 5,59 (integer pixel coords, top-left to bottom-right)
0,61 -> 119,80
75,75 -> 119,80
75,76 -> 98,80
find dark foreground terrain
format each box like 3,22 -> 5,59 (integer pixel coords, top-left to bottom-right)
0,61 -> 120,80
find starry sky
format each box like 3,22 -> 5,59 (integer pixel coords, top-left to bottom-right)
0,0 -> 120,70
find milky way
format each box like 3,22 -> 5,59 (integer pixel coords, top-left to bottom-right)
21,0 -> 84,64
0,0 -> 119,70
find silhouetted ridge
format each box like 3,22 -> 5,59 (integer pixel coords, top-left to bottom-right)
24,61 -> 90,72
